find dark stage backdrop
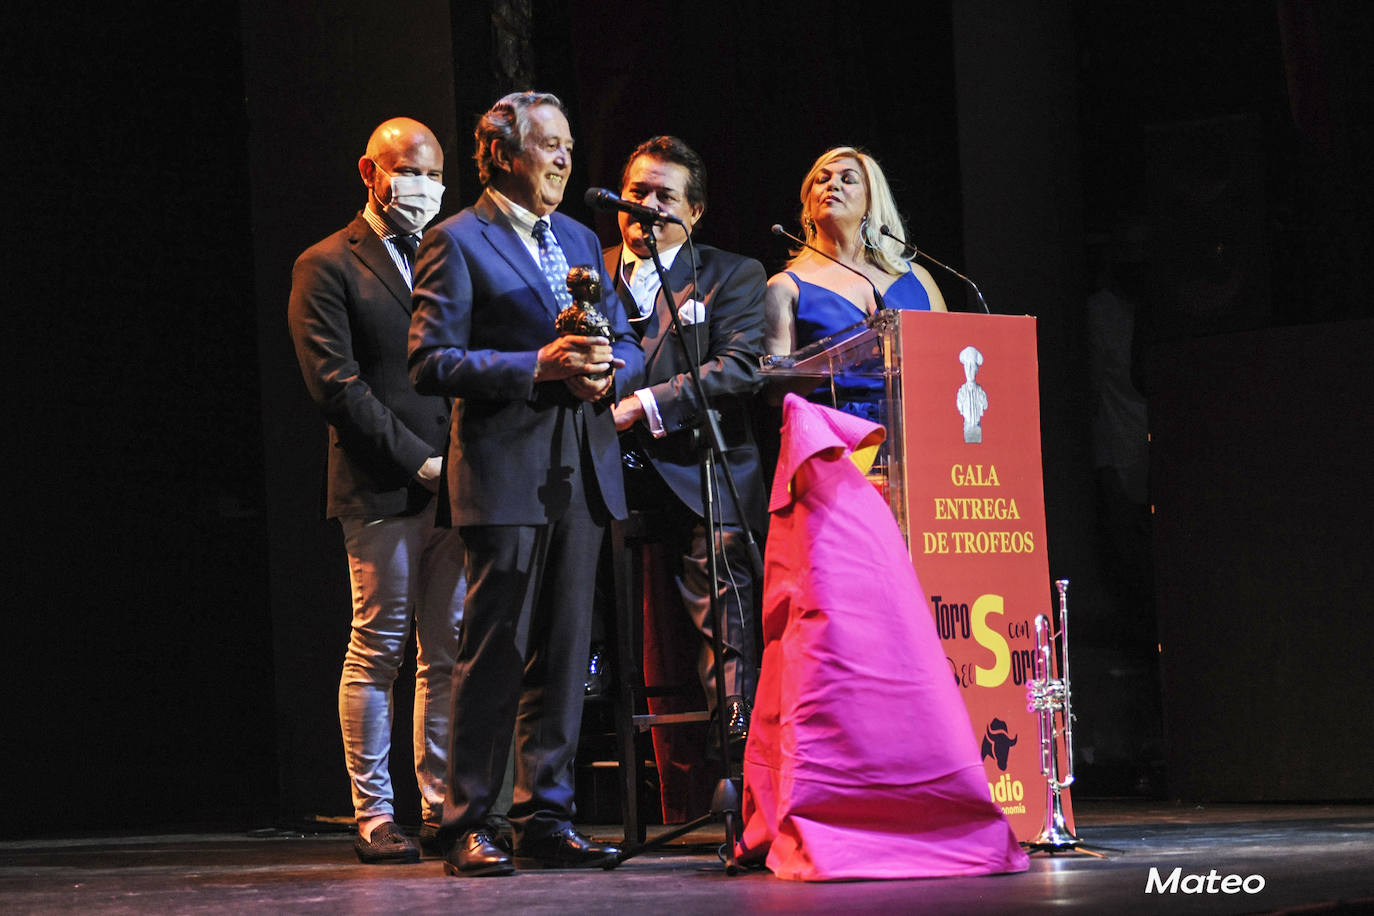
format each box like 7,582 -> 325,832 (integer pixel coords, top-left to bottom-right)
1149,320 -> 1374,800
9,3 -> 276,829
10,0 -> 1373,834
561,3 -> 964,285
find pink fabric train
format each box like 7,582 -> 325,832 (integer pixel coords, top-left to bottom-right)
736,394 -> 1029,880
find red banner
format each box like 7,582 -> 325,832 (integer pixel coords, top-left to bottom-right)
897,312 -> 1071,841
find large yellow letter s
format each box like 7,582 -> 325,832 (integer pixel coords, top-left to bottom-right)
972,594 -> 1010,687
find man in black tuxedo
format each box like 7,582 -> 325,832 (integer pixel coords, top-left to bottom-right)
409,91 -> 643,877
605,136 -> 768,751
288,117 -> 463,865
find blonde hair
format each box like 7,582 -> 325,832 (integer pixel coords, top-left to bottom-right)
789,146 -> 910,275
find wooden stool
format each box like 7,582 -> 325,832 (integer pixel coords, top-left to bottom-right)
609,510 -> 711,844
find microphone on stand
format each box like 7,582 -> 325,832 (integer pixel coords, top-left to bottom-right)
770,224 -> 887,311
585,187 -> 683,225
878,224 -> 991,313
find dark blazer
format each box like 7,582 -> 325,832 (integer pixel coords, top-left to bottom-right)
604,241 -> 768,532
409,192 -> 644,527
288,212 -> 451,520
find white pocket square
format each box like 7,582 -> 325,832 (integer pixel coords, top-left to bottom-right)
677,298 -> 706,326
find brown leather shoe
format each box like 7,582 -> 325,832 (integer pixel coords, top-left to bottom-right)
442,827 -> 515,877
418,823 -> 442,858
514,826 -> 620,869
353,821 -> 420,865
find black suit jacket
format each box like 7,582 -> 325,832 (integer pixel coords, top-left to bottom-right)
604,242 -> 768,532
288,212 -> 451,519
409,192 -> 644,527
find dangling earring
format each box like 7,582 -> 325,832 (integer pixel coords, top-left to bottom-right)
859,215 -> 879,250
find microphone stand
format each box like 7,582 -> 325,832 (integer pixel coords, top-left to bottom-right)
878,224 -> 991,314
603,214 -> 762,876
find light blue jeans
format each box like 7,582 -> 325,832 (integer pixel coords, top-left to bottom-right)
339,502 -> 464,826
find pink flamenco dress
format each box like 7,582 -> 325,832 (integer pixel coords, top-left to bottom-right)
735,394 -> 1029,880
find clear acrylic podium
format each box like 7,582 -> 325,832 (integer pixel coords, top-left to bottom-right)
759,310 -> 915,538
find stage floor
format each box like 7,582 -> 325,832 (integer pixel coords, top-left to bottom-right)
3,802 -> 1372,914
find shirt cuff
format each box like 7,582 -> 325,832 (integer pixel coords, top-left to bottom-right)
636,387 -> 666,438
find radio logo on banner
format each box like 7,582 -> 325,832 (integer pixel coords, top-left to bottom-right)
981,717 -> 1027,813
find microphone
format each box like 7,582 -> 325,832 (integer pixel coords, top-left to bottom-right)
770,224 -> 886,312
584,187 -> 683,225
879,224 -> 990,314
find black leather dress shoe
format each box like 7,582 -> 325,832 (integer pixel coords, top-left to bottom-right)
584,646 -> 610,698
725,695 -> 751,749
706,695 -> 752,763
442,828 -> 515,877
354,821 -> 421,865
514,826 -> 621,869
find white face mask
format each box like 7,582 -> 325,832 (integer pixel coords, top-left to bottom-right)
374,162 -> 445,233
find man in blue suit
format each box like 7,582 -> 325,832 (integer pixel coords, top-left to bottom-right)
409,91 -> 643,877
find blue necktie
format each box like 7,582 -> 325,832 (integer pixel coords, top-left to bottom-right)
532,218 -> 574,310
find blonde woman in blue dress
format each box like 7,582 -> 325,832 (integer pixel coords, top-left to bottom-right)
764,146 -> 947,360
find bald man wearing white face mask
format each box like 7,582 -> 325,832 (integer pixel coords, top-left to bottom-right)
288,117 -> 464,865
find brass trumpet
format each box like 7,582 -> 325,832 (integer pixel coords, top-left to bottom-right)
1026,578 -> 1082,851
